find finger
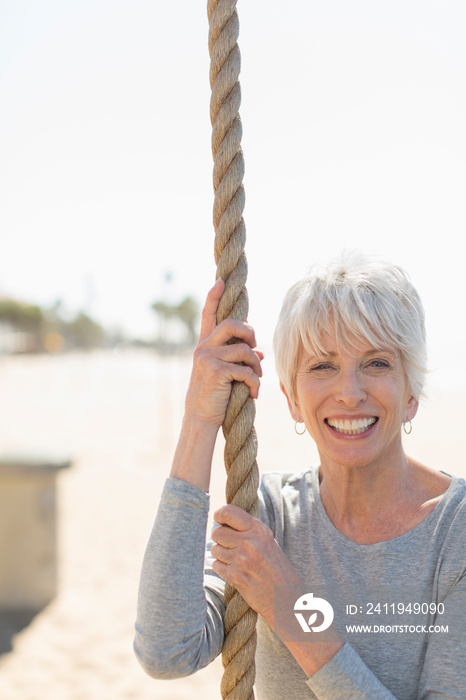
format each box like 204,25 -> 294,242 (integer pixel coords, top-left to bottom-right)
211,523 -> 239,547
210,542 -> 235,563
222,362 -> 261,400
213,504 -> 256,531
210,318 -> 258,352
198,278 -> 225,342
216,342 -> 263,378
211,558 -> 231,583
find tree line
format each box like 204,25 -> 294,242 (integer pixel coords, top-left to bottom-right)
0,294 -> 200,354
0,299 -> 106,352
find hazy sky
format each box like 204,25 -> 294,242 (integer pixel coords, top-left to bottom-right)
1,1 -> 465,386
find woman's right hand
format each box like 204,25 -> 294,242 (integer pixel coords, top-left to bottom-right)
184,278 -> 264,430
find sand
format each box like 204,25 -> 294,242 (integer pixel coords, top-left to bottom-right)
0,350 -> 464,699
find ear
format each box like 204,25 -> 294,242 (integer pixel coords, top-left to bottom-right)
404,394 -> 419,423
279,381 -> 302,422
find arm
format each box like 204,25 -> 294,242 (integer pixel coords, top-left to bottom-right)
309,573 -> 465,699
210,504 -> 346,674
210,505 -> 404,699
134,476 -> 224,678
169,277 -> 263,493
134,279 -> 263,677
312,573 -> 463,700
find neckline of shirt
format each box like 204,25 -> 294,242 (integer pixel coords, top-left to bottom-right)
308,464 -> 463,550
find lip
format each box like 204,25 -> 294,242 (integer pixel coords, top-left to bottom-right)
324,416 -> 379,439
325,414 -> 377,421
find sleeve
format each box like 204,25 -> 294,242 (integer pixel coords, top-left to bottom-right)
305,616 -> 466,700
133,477 -> 225,679
305,643 -> 398,699
418,572 -> 466,699
309,542 -> 466,698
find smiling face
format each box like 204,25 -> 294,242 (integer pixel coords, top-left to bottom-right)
282,328 -> 419,472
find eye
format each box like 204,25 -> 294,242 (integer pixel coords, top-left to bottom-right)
309,362 -> 335,373
367,359 -> 390,370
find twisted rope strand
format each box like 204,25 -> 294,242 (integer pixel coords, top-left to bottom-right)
207,1 -> 259,698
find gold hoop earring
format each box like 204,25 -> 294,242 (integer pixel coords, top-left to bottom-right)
403,421 -> 413,435
295,421 -> 306,435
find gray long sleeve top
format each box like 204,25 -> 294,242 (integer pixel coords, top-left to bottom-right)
134,466 -> 466,699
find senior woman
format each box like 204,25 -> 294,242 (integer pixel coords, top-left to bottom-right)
134,252 -> 466,699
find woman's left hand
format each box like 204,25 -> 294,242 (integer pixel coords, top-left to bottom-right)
210,505 -> 302,622
211,504 -> 345,677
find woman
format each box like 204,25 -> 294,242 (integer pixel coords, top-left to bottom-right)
134,252 -> 466,699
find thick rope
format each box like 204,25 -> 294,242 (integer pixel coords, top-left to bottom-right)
207,1 -> 260,699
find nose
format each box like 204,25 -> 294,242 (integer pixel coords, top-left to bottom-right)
335,368 -> 367,407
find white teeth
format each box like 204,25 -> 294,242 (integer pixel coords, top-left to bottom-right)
326,417 -> 377,435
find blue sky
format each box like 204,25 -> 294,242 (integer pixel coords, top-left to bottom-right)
1,1 -> 466,386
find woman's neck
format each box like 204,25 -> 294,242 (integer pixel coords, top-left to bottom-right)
317,452 -> 451,544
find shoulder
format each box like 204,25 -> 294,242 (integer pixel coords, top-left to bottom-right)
435,474 -> 466,527
429,475 -> 466,589
403,470 -> 466,552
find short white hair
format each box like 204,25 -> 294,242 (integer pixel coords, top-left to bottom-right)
273,251 -> 427,403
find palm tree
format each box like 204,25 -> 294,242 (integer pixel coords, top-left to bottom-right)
151,296 -> 199,348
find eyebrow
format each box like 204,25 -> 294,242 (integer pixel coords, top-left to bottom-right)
304,347 -> 398,362
366,348 -> 398,360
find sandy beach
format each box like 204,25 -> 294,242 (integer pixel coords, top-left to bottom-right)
0,349 -> 464,699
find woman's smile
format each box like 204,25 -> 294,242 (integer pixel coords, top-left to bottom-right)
324,416 -> 378,436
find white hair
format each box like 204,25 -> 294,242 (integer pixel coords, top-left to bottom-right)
273,251 -> 427,403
